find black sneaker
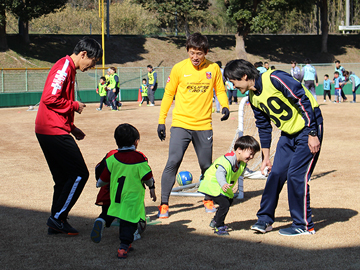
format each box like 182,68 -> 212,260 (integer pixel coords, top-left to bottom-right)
47,216 -> 79,236
48,227 -> 61,235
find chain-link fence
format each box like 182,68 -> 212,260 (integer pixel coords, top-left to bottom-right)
0,67 -> 173,93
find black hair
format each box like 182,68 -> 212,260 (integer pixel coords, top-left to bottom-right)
224,59 -> 260,81
270,66 -> 276,70
324,74 -> 329,78
335,60 -> 340,64
304,58 -> 311,64
73,37 -> 103,60
114,123 -> 140,148
334,71 -> 339,75
291,60 -> 297,64
147,65 -> 153,69
234,135 -> 260,153
142,78 -> 147,82
186,32 -> 209,53
343,70 -> 350,77
215,61 -> 222,68
100,76 -> 106,81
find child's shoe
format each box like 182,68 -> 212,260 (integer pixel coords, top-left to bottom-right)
157,204 -> 169,218
90,218 -> 105,243
203,200 -> 216,213
96,108 -> 102,111
117,249 -> 128,259
209,219 -> 216,229
139,103 -> 142,106
214,226 -> 229,236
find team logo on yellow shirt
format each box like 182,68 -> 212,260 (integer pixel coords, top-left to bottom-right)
206,72 -> 212,79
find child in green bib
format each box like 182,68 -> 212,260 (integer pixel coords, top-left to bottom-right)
91,123 -> 156,259
198,135 -> 260,236
139,78 -> 150,106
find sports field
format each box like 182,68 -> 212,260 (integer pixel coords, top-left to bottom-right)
0,99 -> 359,269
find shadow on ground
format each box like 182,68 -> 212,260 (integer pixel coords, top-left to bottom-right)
7,33 -> 360,66
0,204 -> 358,269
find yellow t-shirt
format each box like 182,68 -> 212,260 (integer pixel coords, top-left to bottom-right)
158,58 -> 228,130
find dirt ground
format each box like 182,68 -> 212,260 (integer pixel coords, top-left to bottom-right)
0,98 -> 359,269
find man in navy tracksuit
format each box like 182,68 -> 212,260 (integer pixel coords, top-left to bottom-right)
224,59 -> 323,236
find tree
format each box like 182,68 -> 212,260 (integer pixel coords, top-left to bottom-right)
0,0 -> 13,51
224,0 -> 314,59
133,0 -> 210,37
10,0 -> 67,44
320,0 -> 329,53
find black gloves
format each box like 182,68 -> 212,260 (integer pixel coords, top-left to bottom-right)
221,107 -> 230,121
157,124 -> 166,141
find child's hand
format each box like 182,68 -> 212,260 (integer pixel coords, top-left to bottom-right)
222,183 -> 232,192
150,189 -> 156,202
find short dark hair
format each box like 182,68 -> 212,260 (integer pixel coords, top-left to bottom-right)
142,78 -> 147,82
334,71 -> 339,75
304,58 -> 311,64
114,123 -> 140,148
224,59 -> 260,81
324,74 -> 329,78
215,61 -> 222,68
147,65 -> 153,69
186,32 -> 209,53
291,60 -> 297,64
335,60 -> 340,64
234,135 -> 260,153
270,66 -> 276,70
343,70 -> 350,77
73,37 -> 102,60
100,76 -> 106,81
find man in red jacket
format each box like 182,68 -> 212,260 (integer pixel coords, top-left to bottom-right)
35,37 -> 102,236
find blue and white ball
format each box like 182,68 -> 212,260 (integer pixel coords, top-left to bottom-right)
176,171 -> 193,186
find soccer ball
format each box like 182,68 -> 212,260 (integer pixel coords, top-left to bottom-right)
176,171 -> 193,186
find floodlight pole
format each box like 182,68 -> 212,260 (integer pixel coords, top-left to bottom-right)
99,0 -> 105,76
107,0 -> 110,40
346,0 -> 350,27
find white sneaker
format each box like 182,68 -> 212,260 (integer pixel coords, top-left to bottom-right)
149,104 -> 155,106
324,100 -> 326,102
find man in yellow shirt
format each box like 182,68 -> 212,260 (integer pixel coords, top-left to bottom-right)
157,32 -> 230,218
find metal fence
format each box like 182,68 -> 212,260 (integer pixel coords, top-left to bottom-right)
0,67 -> 172,93
1,64 -> 359,93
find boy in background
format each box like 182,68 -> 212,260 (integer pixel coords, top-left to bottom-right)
290,60 -> 301,81
91,123 -> 156,259
139,78 -> 150,106
332,71 -> 344,103
96,76 -> 108,111
344,70 -> 360,103
335,60 -> 347,101
198,136 -> 260,236
323,74 -> 331,102
107,67 -> 121,111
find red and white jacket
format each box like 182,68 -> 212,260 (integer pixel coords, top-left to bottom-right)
35,55 -> 80,135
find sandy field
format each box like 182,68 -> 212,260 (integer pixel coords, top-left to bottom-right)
0,98 -> 359,269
